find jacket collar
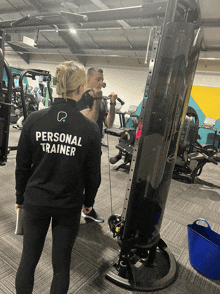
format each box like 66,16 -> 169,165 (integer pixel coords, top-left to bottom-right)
52,98 -> 77,106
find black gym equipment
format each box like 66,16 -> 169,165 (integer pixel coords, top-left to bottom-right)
10,69 -> 52,129
105,104 -> 138,139
173,106 -> 218,183
109,128 -> 136,171
0,26 -> 52,163
18,69 -> 52,120
106,0 -> 202,291
10,74 -> 38,125
0,46 -> 13,165
110,106 -> 218,182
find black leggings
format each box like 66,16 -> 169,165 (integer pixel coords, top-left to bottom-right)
15,206 -> 81,294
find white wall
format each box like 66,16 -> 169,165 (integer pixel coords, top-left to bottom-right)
7,58 -> 148,111
6,58 -> 220,126
193,71 -> 220,88
7,56 -> 220,89
97,66 -> 147,111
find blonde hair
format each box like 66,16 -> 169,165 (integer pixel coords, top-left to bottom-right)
55,61 -> 86,99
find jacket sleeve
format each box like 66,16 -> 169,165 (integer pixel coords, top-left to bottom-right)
15,118 -> 33,205
83,125 -> 101,207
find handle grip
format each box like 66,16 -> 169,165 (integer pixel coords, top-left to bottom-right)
117,97 -> 125,105
193,218 -> 211,230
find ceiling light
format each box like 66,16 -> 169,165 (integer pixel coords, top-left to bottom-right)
70,29 -> 77,34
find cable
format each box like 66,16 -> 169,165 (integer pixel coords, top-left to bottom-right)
106,132 -> 113,216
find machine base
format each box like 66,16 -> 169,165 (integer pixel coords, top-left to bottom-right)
105,238 -> 177,292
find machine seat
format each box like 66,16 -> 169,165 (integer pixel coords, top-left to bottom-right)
116,142 -> 133,156
105,127 -> 129,137
188,152 -> 206,161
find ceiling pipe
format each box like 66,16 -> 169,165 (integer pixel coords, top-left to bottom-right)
0,3 -> 167,29
0,2 -> 215,31
199,58 -> 220,61
5,49 -> 220,61
0,1 -> 63,15
26,0 -> 44,12
145,27 -> 153,64
4,25 -> 162,34
89,0 -> 130,28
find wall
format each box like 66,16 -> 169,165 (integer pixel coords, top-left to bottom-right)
6,58 -> 220,103
5,58 -> 147,112
188,72 -> 220,146
193,71 -> 220,87
5,57 -> 220,141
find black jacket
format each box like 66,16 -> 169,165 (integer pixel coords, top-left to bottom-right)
15,98 -> 101,212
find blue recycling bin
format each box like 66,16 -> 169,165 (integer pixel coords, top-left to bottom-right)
187,218 -> 220,279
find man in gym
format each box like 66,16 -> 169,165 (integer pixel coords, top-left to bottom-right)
77,67 -> 117,138
77,67 -> 117,222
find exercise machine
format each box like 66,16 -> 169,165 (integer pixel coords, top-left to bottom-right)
174,106 -> 218,182
13,69 -> 52,129
0,47 -> 13,165
109,128 -> 136,171
0,28 -> 52,163
106,0 -> 202,291
18,69 -> 52,121
111,106 -> 218,182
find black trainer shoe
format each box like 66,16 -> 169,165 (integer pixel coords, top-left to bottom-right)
82,208 -> 104,223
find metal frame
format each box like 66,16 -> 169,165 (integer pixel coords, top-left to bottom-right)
0,48 -> 13,165
0,3 -> 167,29
18,69 -> 52,120
0,30 -> 5,82
0,0 -> 212,63
0,1 -> 201,30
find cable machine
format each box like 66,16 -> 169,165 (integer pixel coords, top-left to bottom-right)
0,29 -> 52,164
18,69 -> 52,120
0,30 -> 13,165
106,0 -> 202,291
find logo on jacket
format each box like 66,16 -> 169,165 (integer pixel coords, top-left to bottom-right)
57,111 -> 67,122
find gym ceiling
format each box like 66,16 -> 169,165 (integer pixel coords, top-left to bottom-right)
0,0 -> 220,70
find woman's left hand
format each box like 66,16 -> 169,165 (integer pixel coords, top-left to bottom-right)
15,204 -> 24,212
82,205 -> 92,214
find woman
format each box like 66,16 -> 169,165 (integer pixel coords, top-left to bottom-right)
15,61 -> 101,294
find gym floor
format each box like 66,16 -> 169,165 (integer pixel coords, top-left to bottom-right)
1,126 -> 220,294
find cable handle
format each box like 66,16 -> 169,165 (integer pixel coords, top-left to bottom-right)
193,218 -> 211,230
102,96 -> 125,105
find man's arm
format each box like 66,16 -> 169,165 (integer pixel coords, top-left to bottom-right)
104,92 -> 117,128
80,89 -> 102,122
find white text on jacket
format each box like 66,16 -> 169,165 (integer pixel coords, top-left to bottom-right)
36,131 -> 82,156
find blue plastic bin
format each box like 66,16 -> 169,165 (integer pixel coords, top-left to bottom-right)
187,218 -> 220,279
